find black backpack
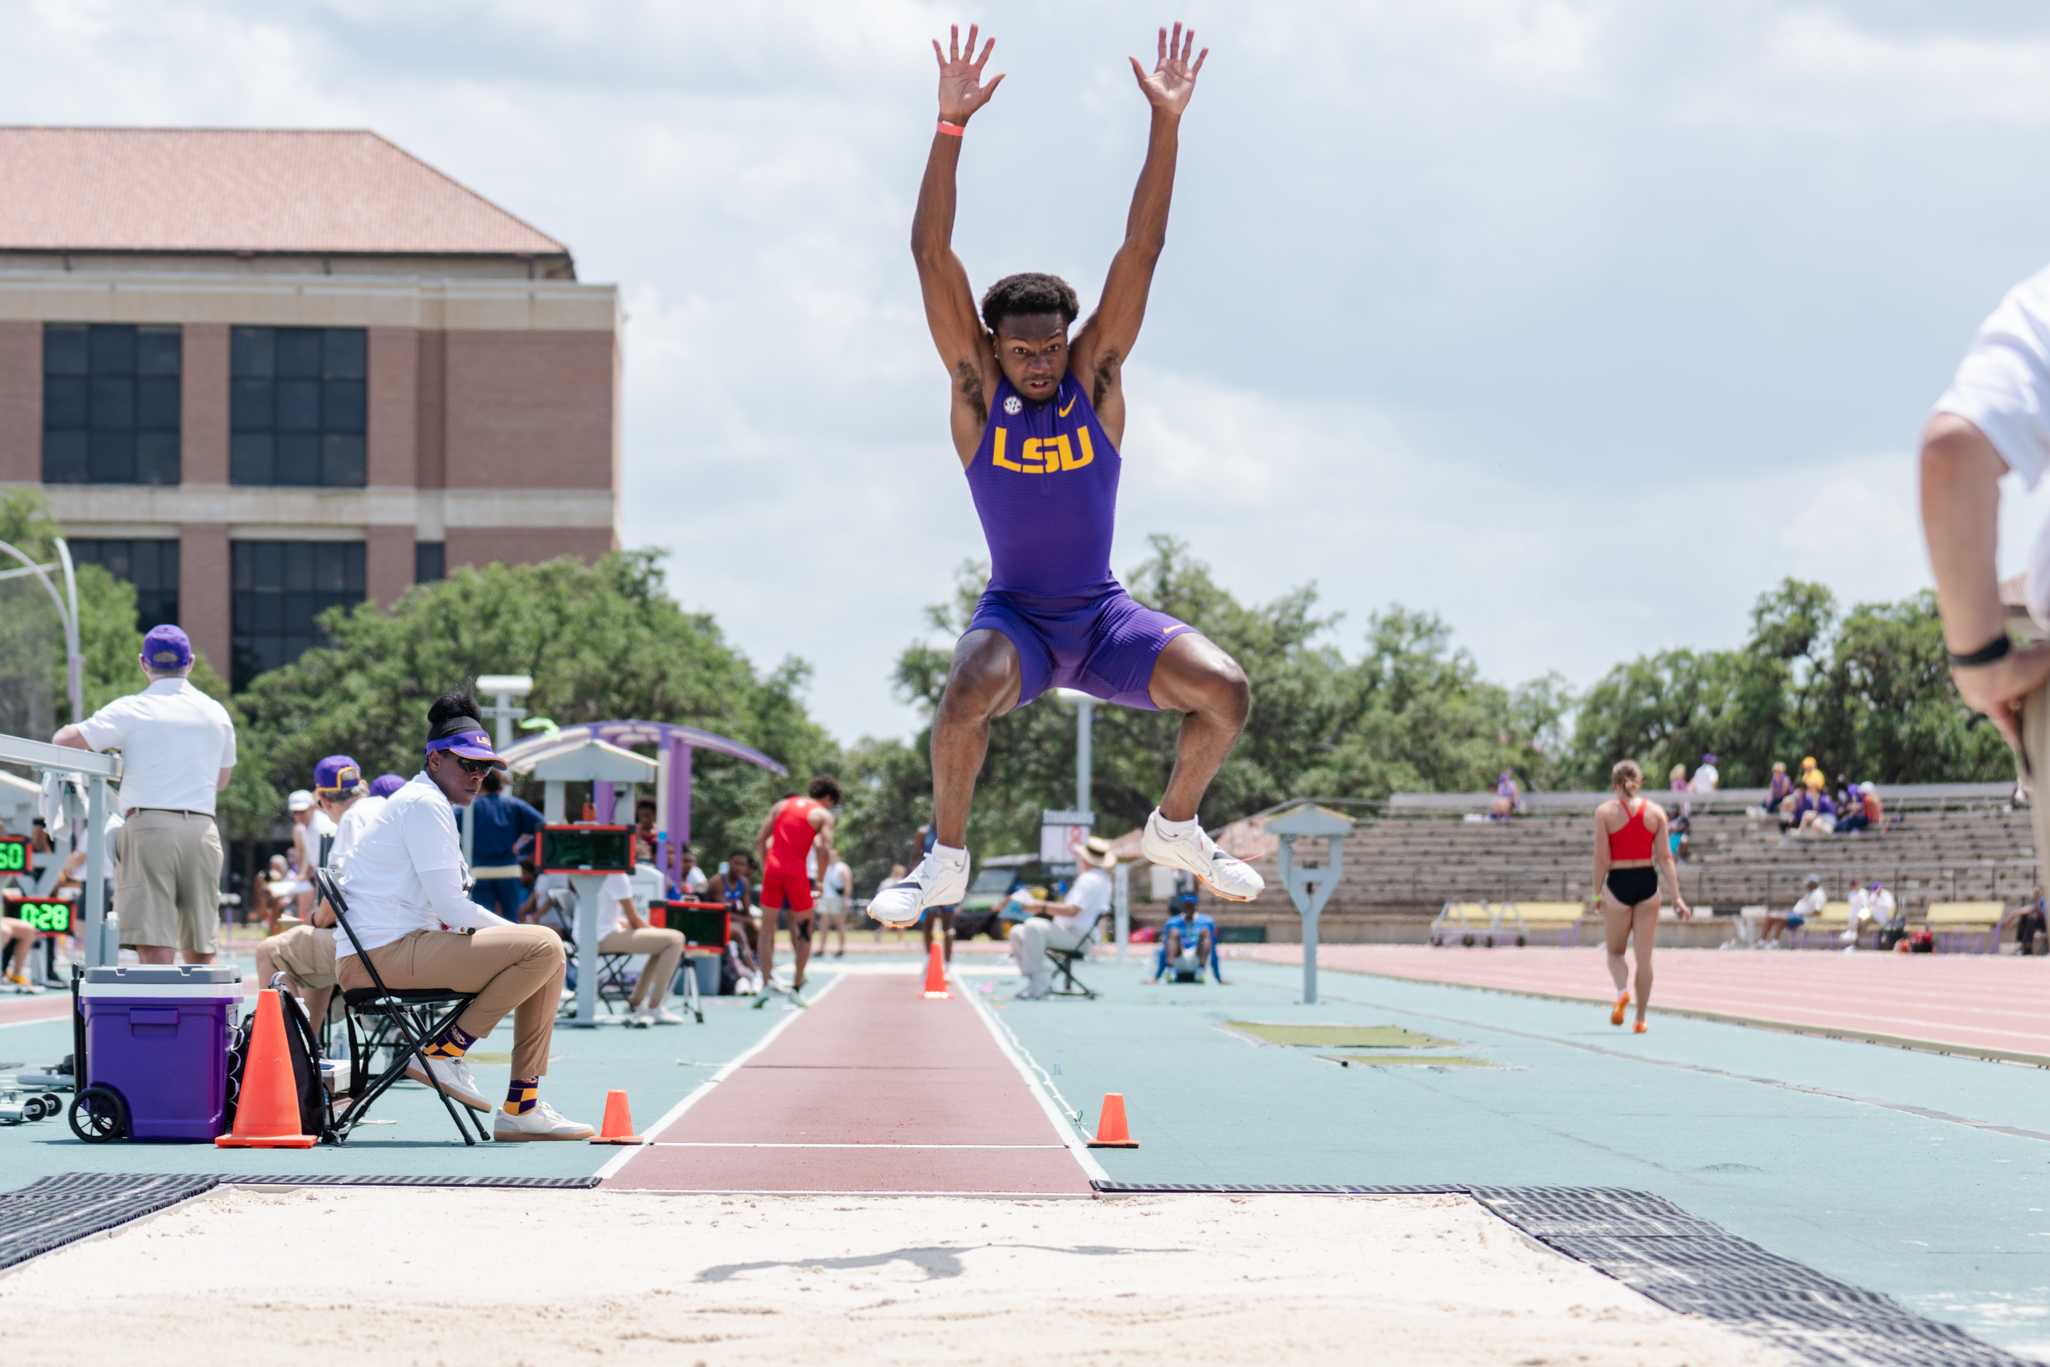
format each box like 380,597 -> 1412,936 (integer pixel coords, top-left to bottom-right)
224,987 -> 329,1140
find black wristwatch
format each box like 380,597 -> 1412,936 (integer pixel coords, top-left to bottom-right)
1949,634 -> 2012,669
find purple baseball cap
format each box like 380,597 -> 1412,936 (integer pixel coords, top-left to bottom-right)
368,773 -> 407,799
312,754 -> 362,796
140,624 -> 193,671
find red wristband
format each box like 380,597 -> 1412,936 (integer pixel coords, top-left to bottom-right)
936,120 -> 966,138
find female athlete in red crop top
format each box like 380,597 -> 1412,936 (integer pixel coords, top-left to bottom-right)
1592,759 -> 1691,1033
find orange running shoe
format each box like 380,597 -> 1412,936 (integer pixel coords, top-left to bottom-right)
1610,994 -> 1628,1027
1633,1020 -> 1647,1034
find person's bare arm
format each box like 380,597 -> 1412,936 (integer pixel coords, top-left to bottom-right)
913,23 -> 1004,466
753,805 -> 778,873
1070,23 -> 1207,443
811,809 -> 838,886
1920,414 -> 2050,749
52,725 -> 88,750
1590,806 -> 1610,905
622,896 -> 645,933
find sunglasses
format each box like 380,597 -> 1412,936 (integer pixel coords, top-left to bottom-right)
443,754 -> 496,777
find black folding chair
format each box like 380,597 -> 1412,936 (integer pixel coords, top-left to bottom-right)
315,869 -> 491,1145
1044,908 -> 1111,1000
537,888 -> 635,1016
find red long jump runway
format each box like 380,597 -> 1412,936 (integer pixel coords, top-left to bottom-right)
1241,944 -> 2050,1063
602,972 -> 1094,1195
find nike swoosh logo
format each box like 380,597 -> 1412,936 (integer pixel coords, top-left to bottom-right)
887,881 -> 922,892
1059,396 -> 1077,418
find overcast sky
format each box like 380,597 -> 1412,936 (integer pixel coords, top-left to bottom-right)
10,1 -> 2050,745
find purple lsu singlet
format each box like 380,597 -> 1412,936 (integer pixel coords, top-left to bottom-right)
964,373 -> 1120,596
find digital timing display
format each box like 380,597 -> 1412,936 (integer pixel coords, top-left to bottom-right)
653,901 -> 728,949
0,836 -> 30,875
538,824 -> 635,875
4,897 -> 70,933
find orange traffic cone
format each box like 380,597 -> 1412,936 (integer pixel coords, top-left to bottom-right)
1087,1092 -> 1139,1149
588,1088 -> 646,1145
922,941 -> 949,999
216,990 -> 317,1149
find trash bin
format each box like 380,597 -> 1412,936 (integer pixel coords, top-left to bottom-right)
690,953 -> 721,999
80,965 -> 239,1141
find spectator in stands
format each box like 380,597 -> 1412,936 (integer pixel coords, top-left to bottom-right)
1790,787 -> 1837,836
632,798 -> 661,870
1800,756 -> 1826,794
674,843 -> 710,897
465,769 -> 544,924
1762,874 -> 1824,946
1689,754 -> 1720,793
1846,879 -> 1900,951
2011,886 -> 2047,955
1764,762 -> 1793,812
1490,771 -> 1522,820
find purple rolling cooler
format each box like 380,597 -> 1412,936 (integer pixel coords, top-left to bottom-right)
79,965 -> 239,1141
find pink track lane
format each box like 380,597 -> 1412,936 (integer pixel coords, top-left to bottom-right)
1239,944 -> 2050,1060
604,973 -> 1092,1194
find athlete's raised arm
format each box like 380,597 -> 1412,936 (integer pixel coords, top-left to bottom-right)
1072,23 -> 1207,436
913,23 -> 1004,461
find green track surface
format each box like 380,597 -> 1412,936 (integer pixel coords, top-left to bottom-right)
990,956 -> 2050,1361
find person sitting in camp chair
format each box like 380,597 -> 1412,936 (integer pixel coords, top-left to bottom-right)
523,869 -> 686,1026
1007,837 -> 1116,1000
333,692 -> 592,1141
1149,890 -> 1225,985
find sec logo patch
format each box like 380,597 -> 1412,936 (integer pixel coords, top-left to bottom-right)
1003,395 -> 1023,415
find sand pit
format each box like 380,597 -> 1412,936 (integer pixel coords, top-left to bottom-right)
2,1187 -> 1785,1365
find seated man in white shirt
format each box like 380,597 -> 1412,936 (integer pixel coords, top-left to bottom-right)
334,693 -> 590,1141
1007,838 -> 1116,1000
1762,875 -> 1825,946
524,868 -> 686,1025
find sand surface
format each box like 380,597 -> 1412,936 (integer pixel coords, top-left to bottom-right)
4,1188 -> 1787,1365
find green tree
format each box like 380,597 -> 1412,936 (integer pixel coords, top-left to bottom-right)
234,550 -> 840,865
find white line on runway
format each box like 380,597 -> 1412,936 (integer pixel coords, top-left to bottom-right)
591,972 -> 847,1182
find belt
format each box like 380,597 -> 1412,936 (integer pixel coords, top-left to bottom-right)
124,807 -> 213,819
471,864 -> 523,880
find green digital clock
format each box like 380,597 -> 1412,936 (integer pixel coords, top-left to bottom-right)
4,898 -> 70,934
0,836 -> 30,875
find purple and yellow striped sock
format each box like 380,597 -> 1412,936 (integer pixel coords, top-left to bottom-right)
504,1078 -> 539,1116
422,1020 -> 477,1060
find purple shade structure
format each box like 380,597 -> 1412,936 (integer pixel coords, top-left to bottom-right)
500,720 -> 786,892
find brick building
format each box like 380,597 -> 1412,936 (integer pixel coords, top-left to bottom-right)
0,127 -> 619,687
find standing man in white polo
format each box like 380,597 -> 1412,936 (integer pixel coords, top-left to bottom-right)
52,625 -> 236,965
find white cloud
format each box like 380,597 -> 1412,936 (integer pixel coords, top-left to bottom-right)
5,1 -> 2050,747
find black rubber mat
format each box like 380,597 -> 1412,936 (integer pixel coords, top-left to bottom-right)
1092,1181 -> 2038,1366
0,1173 -> 216,1272
225,1174 -> 601,1189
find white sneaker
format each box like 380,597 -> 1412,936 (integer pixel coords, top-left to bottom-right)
403,1052 -> 492,1112
1837,929 -> 1856,944
867,848 -> 970,927
1016,980 -> 1052,1001
493,1099 -> 596,1142
624,1008 -> 653,1029
1139,810 -> 1265,903
649,1006 -> 685,1025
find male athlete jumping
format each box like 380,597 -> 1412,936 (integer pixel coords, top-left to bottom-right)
752,776 -> 841,995
871,21 -> 1264,928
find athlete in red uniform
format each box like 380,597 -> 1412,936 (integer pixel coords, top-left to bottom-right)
752,775 -> 842,994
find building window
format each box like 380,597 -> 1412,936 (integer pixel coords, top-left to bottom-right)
42,324 -> 181,485
414,540 -> 445,584
230,540 -> 365,689
66,539 -> 180,632
229,326 -> 367,487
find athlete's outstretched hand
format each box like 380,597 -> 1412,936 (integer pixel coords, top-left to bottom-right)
932,23 -> 1003,124
1130,21 -> 1207,118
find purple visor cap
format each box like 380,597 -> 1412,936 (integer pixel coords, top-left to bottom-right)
426,728 -> 506,767
368,773 -> 407,799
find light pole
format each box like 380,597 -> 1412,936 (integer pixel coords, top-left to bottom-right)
475,674 -> 535,752
1053,687 -> 1095,815
0,536 -> 84,723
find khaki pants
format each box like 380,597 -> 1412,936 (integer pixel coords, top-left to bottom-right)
337,926 -> 564,1079
598,926 -> 686,1008
116,810 -> 221,954
262,924 -> 338,1033
1008,917 -> 1092,994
